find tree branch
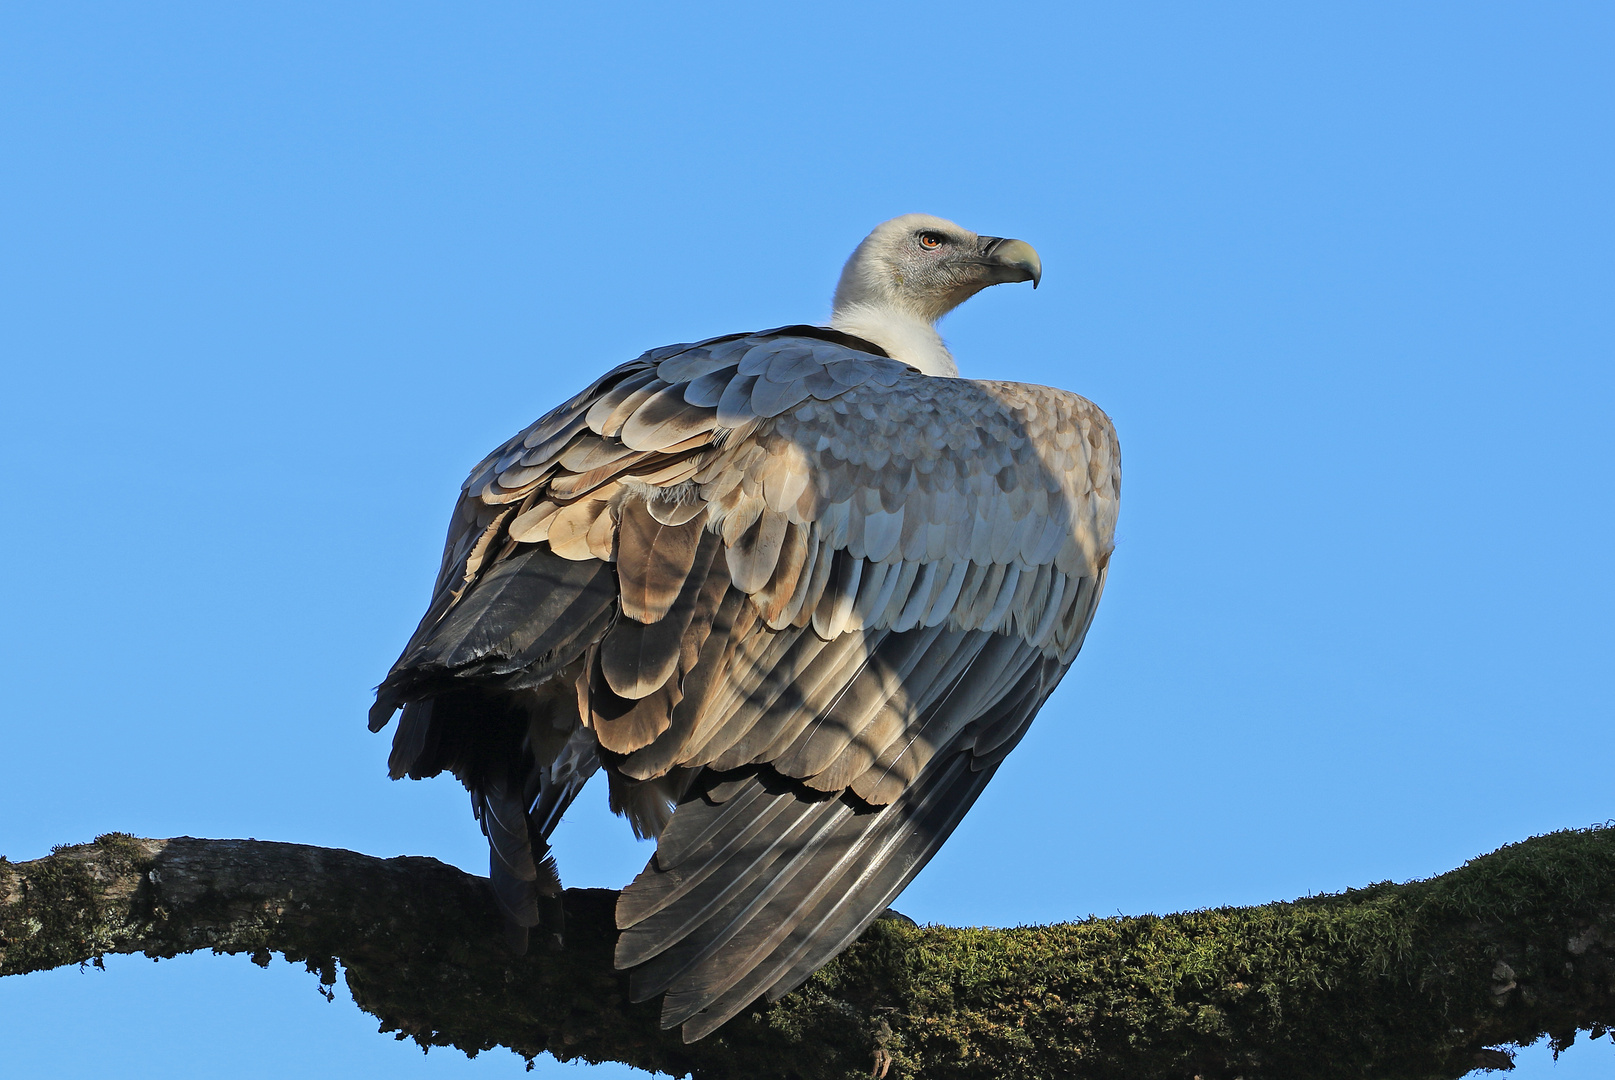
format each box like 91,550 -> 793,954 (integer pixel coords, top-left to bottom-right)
3,828 -> 1614,1078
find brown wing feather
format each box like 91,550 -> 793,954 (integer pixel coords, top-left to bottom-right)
616,500 -> 708,624
599,528 -> 720,699
617,583 -> 743,781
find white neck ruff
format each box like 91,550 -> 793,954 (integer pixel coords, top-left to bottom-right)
829,303 -> 958,377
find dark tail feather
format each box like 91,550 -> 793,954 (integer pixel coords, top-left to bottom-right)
387,700 -> 434,779
475,777 -> 562,952
503,850 -> 564,953
368,688 -> 401,733
535,848 -> 565,949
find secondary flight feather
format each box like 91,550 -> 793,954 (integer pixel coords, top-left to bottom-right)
371,214 -> 1120,1041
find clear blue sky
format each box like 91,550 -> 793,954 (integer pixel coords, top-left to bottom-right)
2,4 -> 1611,1077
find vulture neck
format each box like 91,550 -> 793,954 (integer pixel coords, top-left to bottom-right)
829,302 -> 959,378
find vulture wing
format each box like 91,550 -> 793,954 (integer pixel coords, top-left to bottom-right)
371,326 -> 1120,1039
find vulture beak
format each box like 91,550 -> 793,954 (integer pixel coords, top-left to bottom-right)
976,236 -> 1043,289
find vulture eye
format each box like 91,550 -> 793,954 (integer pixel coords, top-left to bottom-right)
918,232 -> 945,250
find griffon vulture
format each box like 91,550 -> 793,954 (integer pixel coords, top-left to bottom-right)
371,214 -> 1121,1041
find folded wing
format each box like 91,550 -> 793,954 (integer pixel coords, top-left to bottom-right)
370,325 -> 1120,1037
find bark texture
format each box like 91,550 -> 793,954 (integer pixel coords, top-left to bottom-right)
3,827 -> 1614,1079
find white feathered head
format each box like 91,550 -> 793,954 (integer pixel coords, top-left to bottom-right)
830,214 -> 1041,376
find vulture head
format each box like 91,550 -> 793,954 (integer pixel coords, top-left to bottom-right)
830,213 -> 1041,377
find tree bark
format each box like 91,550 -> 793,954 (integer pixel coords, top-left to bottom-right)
3,828 -> 1613,1079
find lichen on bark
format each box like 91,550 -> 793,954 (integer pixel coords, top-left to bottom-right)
3,826 -> 1614,1079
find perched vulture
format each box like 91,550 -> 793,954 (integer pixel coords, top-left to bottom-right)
371,214 -> 1121,1041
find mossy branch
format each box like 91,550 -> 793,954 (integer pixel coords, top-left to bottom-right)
3,828 -> 1615,1079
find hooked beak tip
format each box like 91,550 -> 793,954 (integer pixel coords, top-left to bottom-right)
979,236 -> 1042,291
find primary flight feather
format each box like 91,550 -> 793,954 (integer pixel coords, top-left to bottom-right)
371,213 -> 1120,1041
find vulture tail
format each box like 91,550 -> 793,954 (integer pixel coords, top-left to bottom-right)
369,543 -> 620,949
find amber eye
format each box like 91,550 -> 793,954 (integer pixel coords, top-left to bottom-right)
918,232 -> 944,250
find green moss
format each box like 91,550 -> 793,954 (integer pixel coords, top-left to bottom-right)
720,826 -> 1615,1079
0,835 -> 159,978
92,833 -> 153,873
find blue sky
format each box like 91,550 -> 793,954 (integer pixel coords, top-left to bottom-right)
2,4 -> 1611,1077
